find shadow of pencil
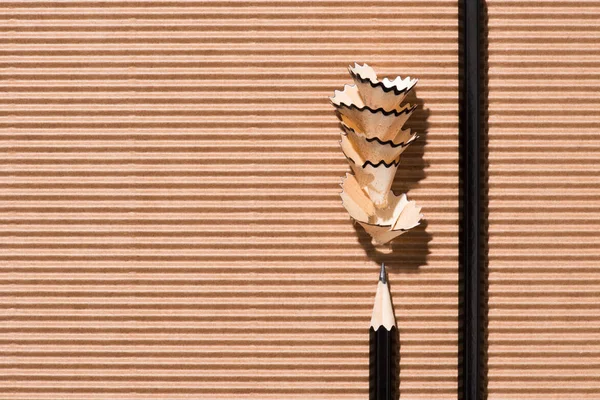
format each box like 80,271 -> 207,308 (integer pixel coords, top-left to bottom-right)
396,325 -> 400,400
480,1 -> 490,397
385,279 -> 402,400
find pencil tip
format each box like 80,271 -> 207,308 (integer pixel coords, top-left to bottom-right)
379,262 -> 386,284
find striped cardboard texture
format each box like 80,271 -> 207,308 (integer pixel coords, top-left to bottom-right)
486,0 -> 600,398
0,0 -> 459,399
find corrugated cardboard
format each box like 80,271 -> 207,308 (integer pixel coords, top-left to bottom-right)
0,1 -> 459,398
486,0 -> 600,398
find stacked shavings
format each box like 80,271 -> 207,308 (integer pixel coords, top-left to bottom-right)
331,63 -> 423,245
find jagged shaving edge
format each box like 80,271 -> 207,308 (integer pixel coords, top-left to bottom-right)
349,62 -> 418,96
330,84 -> 363,108
358,219 -> 411,231
340,123 -> 417,149
333,102 -> 416,118
331,88 -> 416,117
362,159 -> 401,168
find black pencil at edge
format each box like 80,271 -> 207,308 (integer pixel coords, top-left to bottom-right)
369,263 -> 398,400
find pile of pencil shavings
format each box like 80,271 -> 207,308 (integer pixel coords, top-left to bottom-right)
331,63 -> 423,245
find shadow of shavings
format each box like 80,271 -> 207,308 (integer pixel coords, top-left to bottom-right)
386,280 -> 401,400
353,219 -> 432,272
391,90 -> 430,196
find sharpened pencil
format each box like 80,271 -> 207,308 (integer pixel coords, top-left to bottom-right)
369,263 -> 398,400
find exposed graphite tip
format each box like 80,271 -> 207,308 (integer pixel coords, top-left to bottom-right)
379,262 -> 387,284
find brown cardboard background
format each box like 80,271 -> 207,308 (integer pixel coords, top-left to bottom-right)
486,0 -> 600,397
0,1 -> 459,398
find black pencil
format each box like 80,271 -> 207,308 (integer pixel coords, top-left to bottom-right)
369,263 -> 398,400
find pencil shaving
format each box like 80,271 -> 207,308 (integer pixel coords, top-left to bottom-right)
334,102 -> 416,143
348,63 -> 418,112
332,64 -> 423,245
340,124 -> 415,167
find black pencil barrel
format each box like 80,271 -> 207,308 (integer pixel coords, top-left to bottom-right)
369,326 -> 398,400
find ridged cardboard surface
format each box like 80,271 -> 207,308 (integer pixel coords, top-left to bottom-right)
486,0 -> 600,398
0,1 -> 459,398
